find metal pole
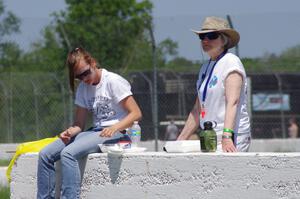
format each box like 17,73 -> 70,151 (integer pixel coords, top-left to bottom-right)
148,21 -> 159,151
57,19 -> 72,51
138,72 -> 154,110
0,80 -> 10,142
51,74 -> 67,128
57,20 -> 74,125
29,79 -> 40,139
226,15 -> 239,57
9,72 -> 13,142
275,73 -> 286,138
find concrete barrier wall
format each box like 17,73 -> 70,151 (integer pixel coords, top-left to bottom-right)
10,152 -> 300,199
2,138 -> 300,160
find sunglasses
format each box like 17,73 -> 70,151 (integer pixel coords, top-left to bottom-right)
198,32 -> 219,41
75,67 -> 91,80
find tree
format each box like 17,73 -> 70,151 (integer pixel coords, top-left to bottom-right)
0,0 -> 21,70
53,0 -> 153,71
18,26 -> 66,72
128,37 -> 181,71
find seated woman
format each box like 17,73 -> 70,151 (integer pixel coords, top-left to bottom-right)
37,47 -> 142,199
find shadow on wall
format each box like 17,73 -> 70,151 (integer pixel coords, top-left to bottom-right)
107,153 -> 123,184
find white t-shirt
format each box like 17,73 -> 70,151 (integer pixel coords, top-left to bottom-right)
196,53 -> 250,142
75,69 -> 132,127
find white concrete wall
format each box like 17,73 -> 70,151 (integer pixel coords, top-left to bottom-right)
10,152 -> 300,199
1,138 -> 300,160
249,138 -> 300,152
0,167 -> 7,187
0,143 -> 18,160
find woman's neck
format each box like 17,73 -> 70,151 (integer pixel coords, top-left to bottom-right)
209,48 -> 225,60
93,68 -> 102,85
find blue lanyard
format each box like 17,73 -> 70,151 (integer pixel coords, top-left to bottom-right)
199,51 -> 227,103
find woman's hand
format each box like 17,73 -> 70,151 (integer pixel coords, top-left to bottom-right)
99,126 -> 117,137
59,129 -> 72,144
222,137 -> 237,152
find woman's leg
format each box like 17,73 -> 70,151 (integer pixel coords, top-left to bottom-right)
60,131 -> 124,199
37,138 -> 66,199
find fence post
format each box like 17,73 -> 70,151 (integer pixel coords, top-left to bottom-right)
51,74 -> 68,128
29,79 -> 40,139
275,73 -> 286,138
148,20 -> 159,151
0,80 -> 10,142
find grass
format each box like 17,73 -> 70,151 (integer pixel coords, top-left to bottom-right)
0,160 -> 10,167
0,186 -> 10,199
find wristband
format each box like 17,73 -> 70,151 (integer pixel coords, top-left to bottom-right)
223,128 -> 234,134
222,134 -> 232,139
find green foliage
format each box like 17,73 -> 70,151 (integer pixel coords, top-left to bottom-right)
0,159 -> 10,166
54,0 -> 153,71
18,26 -> 67,72
0,186 -> 9,199
0,0 -> 20,37
164,57 -> 201,72
0,0 -> 21,70
128,37 -> 183,72
242,45 -> 300,72
0,73 -> 71,142
0,42 -> 22,69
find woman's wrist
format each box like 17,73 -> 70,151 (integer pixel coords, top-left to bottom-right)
67,126 -> 80,136
223,128 -> 234,134
222,134 -> 232,139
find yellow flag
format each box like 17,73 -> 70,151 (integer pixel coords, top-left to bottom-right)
6,136 -> 58,182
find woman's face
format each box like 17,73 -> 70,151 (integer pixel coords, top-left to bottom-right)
74,59 -> 97,85
200,32 -> 224,55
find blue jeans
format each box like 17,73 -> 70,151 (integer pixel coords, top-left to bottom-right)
37,130 -> 128,199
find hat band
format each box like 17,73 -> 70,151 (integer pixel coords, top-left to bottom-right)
201,28 -> 218,31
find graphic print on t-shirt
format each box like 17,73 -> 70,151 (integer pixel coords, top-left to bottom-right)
209,75 -> 218,88
88,96 -> 116,121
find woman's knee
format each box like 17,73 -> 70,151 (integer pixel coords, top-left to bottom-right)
38,148 -> 51,163
60,148 -> 76,162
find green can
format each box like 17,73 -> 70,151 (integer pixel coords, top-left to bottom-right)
199,121 -> 217,152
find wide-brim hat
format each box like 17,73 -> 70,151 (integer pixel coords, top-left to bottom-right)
191,16 -> 240,49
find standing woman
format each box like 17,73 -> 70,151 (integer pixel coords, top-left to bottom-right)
37,47 -> 142,198
177,16 -> 251,152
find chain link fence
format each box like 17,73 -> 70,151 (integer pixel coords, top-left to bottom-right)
0,71 -> 299,143
130,71 -> 300,140
249,73 -> 300,139
0,73 -> 74,143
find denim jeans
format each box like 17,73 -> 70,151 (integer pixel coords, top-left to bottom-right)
37,130 -> 127,199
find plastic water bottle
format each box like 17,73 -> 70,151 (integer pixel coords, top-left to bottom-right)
129,121 -> 141,148
199,121 -> 217,152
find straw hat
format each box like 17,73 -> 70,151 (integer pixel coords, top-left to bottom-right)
191,16 -> 240,49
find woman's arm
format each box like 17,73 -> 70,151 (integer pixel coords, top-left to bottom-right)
59,106 -> 88,144
222,71 -> 243,152
100,96 -> 142,137
177,98 -> 200,140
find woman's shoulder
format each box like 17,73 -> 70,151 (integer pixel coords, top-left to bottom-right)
222,52 -> 243,67
104,69 -> 128,81
223,52 -> 241,61
103,68 -> 120,78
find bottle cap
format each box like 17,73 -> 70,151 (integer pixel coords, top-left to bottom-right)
203,121 -> 213,130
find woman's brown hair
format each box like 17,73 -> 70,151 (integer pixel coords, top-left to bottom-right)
66,47 -> 97,91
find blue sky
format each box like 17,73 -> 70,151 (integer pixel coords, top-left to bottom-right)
4,0 -> 300,61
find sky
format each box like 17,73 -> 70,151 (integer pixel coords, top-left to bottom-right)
3,0 -> 300,61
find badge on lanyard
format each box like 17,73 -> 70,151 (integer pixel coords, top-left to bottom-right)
201,103 -> 205,118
